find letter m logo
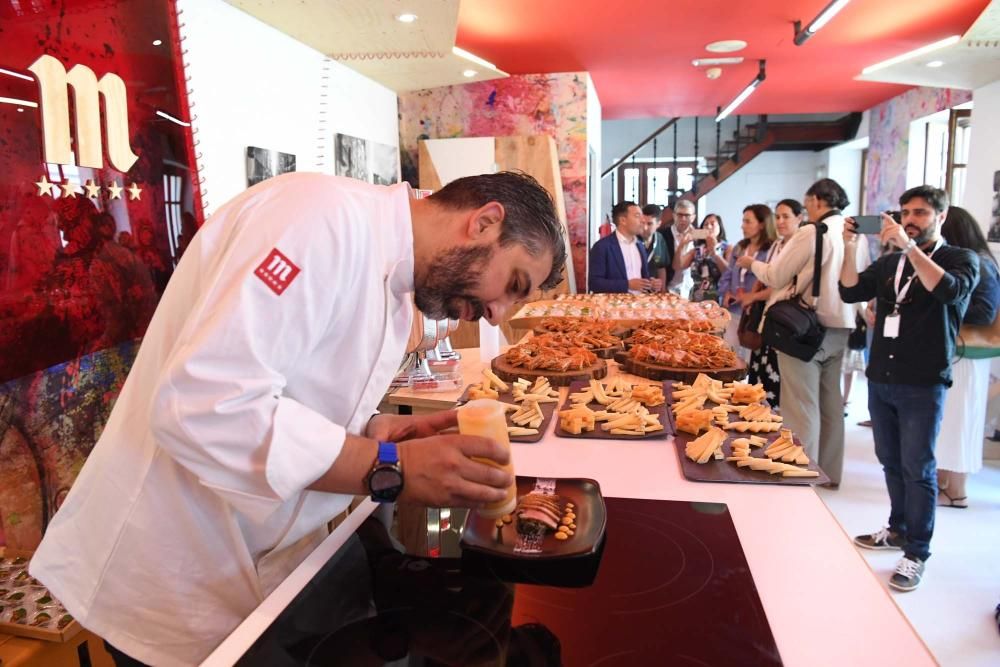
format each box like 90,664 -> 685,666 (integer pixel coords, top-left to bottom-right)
28,54 -> 139,173
254,248 -> 301,295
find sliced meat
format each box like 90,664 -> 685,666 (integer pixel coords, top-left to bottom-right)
516,508 -> 559,532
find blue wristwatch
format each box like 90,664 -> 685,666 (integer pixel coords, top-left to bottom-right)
366,441 -> 403,503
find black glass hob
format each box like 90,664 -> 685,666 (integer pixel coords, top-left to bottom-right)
236,498 -> 782,666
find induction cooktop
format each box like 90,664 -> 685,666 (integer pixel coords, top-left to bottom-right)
236,498 -> 781,666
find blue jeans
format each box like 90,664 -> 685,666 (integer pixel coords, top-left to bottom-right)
867,381 -> 946,562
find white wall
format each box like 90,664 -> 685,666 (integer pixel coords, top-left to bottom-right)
177,0 -> 399,215
817,139 -> 868,217
966,78 -> 1000,241
701,151 -> 825,236
585,75 -> 602,245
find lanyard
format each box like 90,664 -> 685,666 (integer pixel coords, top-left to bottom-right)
892,238 -> 942,310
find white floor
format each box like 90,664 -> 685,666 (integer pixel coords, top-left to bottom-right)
817,380 -> 1000,667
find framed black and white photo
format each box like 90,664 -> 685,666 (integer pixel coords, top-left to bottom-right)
988,170 -> 1000,244
371,141 -> 400,185
246,146 -> 296,188
335,133 -> 370,182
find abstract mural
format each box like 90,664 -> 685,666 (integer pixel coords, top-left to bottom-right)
864,86 -> 972,214
399,73 -> 592,291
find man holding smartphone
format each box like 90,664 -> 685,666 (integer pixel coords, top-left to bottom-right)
839,185 -> 980,592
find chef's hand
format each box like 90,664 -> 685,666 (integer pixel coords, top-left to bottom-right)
397,435 -> 513,508
628,278 -> 652,292
880,212 -> 910,250
735,255 -> 754,270
366,411 -> 457,442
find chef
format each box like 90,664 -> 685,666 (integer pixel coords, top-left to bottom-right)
30,171 -> 566,666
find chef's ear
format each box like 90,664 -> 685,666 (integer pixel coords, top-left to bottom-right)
466,202 -> 505,241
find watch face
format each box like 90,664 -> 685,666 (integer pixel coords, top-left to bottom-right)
370,468 -> 403,501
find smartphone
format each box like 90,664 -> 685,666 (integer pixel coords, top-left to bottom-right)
850,215 -> 883,235
889,210 -> 902,224
690,228 -> 709,240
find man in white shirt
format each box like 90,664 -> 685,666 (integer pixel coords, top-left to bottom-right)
30,171 -> 566,666
668,199 -> 697,297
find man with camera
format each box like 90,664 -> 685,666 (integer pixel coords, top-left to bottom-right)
839,185 -> 980,592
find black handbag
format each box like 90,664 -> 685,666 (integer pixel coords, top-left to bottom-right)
848,314 -> 868,350
761,218 -> 829,362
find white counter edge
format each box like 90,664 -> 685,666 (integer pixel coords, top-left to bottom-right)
200,499 -> 378,667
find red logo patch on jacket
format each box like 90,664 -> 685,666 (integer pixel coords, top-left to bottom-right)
254,248 -> 301,295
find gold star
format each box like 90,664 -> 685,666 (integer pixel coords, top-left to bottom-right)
61,182 -> 81,198
84,179 -> 102,198
35,175 -> 54,197
126,182 -> 142,201
107,181 -> 123,200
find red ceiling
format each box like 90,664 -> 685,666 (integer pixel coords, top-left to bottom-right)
456,0 -> 989,119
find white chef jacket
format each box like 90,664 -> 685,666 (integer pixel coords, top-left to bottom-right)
29,173 -> 415,666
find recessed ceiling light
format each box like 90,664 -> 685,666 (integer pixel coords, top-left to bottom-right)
152,39 -> 163,46
463,69 -> 477,77
17,107 -> 24,112
705,40 -> 747,53
926,60 -> 944,68
396,13 -> 418,23
692,57 -> 744,67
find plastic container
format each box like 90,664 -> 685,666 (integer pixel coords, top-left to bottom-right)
457,399 -> 517,518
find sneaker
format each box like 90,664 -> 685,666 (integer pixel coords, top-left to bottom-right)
889,556 -> 925,592
853,526 -> 905,551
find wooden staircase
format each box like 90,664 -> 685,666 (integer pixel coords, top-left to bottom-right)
681,112 -> 863,202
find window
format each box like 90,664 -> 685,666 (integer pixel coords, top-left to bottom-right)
946,109 -> 971,206
616,160 -> 698,207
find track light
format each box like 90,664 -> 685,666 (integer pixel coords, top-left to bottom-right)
794,0 -> 851,46
716,60 -> 765,122
862,35 -> 961,75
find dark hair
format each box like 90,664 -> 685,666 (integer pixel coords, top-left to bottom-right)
739,204 -> 775,251
642,203 -> 662,217
612,200 -> 638,224
942,205 -> 998,269
776,198 -> 804,217
900,185 -> 949,214
429,171 -> 566,289
698,213 -> 727,242
805,178 -> 850,210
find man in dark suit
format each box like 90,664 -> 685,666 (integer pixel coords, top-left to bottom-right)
589,201 -> 656,293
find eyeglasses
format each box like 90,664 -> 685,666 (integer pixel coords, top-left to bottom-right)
675,212 -> 695,218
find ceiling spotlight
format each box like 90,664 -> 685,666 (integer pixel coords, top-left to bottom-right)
794,0 -> 851,46
862,35 -> 960,75
396,13 -> 418,23
692,57 -> 744,67
17,107 -> 24,112
705,40 -> 747,53
716,60 -> 766,122
706,67 -> 722,79
926,60 -> 944,68
463,69 -> 477,77
152,39 -> 163,46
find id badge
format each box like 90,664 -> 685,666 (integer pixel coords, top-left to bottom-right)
883,314 -> 900,339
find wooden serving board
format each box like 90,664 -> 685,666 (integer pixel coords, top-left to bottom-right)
456,385 -> 558,444
666,392 -> 830,486
614,351 -> 748,383
491,355 -> 608,387
672,433 -> 831,486
554,381 -> 670,440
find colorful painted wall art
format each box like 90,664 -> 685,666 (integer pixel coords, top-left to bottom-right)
399,73 -> 592,291
864,86 -> 972,214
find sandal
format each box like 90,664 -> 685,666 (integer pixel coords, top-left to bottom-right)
938,489 -> 968,509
